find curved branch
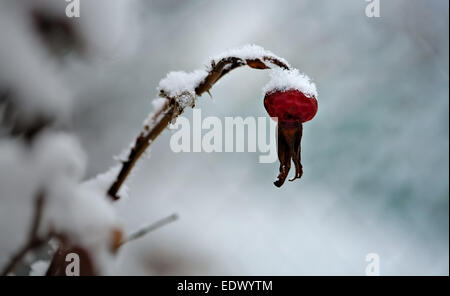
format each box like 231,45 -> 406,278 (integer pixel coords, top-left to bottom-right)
107,108 -> 177,200
107,55 -> 290,200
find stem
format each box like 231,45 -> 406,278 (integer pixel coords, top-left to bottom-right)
108,108 -> 177,200
120,213 -> 179,247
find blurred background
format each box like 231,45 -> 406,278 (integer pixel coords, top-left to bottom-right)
1,0 -> 448,275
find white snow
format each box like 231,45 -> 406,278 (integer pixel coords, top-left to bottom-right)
158,70 -> 208,108
29,260 -> 50,276
263,68 -> 318,98
156,45 -> 293,110
0,132 -> 122,275
151,97 -> 169,114
209,44 -> 290,69
140,97 -> 170,129
0,0 -> 139,276
82,165 -> 129,201
114,142 -> 136,163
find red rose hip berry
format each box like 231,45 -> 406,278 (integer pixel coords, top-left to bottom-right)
264,89 -> 318,187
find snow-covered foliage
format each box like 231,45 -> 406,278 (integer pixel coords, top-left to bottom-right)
0,133 -> 122,274
263,68 -> 318,98
0,0 -> 138,275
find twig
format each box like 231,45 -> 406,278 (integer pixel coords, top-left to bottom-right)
107,55 -> 290,200
119,213 -> 179,247
1,192 -> 48,276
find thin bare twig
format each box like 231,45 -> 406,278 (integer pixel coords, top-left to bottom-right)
107,55 -> 290,200
119,213 -> 179,247
1,192 -> 48,276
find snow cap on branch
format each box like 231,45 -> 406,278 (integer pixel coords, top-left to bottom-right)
157,70 -> 208,108
151,97 -> 169,114
209,44 -> 290,69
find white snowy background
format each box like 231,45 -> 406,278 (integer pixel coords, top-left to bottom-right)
0,0 -> 448,275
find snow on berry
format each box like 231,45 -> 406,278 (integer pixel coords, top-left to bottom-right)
263,69 -> 318,188
263,68 -> 318,99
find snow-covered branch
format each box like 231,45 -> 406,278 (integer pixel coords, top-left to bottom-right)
107,45 -> 291,200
